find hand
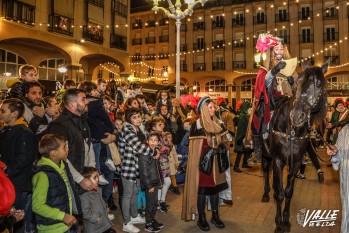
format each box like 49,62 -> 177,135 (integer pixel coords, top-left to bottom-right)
271,61 -> 286,76
63,213 -> 77,227
101,133 -> 116,144
326,145 -> 338,156
149,187 -> 154,193
32,106 -> 45,117
45,107 -> 58,119
170,115 -> 176,122
79,178 -> 93,191
326,123 -> 333,129
12,210 -> 25,222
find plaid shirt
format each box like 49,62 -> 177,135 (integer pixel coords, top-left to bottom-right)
118,122 -> 154,182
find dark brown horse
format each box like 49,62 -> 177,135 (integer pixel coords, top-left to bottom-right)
261,63 -> 328,233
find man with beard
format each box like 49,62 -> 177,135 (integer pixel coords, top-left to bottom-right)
47,88 -> 95,191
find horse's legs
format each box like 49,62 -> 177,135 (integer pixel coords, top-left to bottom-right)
273,157 -> 285,233
282,160 -> 302,232
262,156 -> 271,202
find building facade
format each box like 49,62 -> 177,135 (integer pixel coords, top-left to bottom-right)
0,0 -> 130,91
130,0 -> 349,105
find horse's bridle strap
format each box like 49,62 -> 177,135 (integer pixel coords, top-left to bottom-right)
271,129 -> 309,140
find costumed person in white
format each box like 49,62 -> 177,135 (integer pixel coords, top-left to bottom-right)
327,124 -> 349,233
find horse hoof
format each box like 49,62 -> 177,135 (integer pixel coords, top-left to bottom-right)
274,226 -> 284,233
283,222 -> 291,232
262,194 -> 270,202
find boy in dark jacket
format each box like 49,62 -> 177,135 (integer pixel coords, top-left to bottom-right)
6,64 -> 37,100
138,132 -> 163,233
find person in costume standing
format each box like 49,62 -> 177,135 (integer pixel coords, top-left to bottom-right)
326,98 -> 349,145
181,96 -> 231,231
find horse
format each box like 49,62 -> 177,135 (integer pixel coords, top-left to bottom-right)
260,63 -> 328,233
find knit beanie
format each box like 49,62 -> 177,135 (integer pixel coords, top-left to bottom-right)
0,161 -> 15,216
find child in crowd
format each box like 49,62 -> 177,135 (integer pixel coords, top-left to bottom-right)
103,95 -> 116,122
148,116 -> 171,213
163,132 -> 180,195
32,134 -> 81,233
113,117 -> 124,214
155,91 -> 172,115
147,103 -> 156,116
79,167 -> 116,233
43,96 -> 60,121
138,132 -> 164,233
6,64 -> 37,100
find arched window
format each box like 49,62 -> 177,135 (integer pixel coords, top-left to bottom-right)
38,58 -> 66,81
0,49 -> 27,77
204,79 -> 227,92
193,81 -> 200,92
241,78 -> 256,91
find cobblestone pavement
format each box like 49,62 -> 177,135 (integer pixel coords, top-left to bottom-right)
110,148 -> 341,233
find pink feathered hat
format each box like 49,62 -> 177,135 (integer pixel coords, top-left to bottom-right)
255,33 -> 279,54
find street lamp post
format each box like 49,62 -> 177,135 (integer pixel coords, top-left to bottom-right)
152,0 -> 208,98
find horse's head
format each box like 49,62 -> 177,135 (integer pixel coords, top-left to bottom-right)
290,63 -> 328,128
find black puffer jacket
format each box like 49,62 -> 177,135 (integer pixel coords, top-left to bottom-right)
138,152 -> 163,191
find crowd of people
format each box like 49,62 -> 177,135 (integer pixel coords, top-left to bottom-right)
1,35 -> 349,233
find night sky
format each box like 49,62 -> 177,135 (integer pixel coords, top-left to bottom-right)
131,0 -> 150,8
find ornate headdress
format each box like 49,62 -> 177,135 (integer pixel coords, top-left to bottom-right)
255,33 -> 281,54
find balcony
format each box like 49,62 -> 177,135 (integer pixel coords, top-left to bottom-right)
233,61 -> 246,69
110,34 -> 127,51
253,15 -> 267,24
212,62 -> 225,70
299,34 -> 314,43
159,53 -> 169,60
323,8 -> 338,19
132,22 -> 142,29
175,44 -> 187,52
324,32 -> 339,42
3,0 -> 35,25
146,21 -> 156,27
212,20 -> 225,29
111,0 -> 128,17
212,40 -> 225,49
193,22 -> 205,31
159,35 -> 169,43
145,37 -> 156,44
232,17 -> 245,26
324,56 -> 339,65
278,36 -> 289,44
145,54 -> 156,60
233,40 -> 245,48
275,13 -> 289,23
48,14 -> 74,36
131,54 -> 142,62
159,18 -> 169,26
83,25 -> 104,44
298,11 -> 312,20
193,63 -> 206,71
193,43 -> 205,50
132,38 -> 142,45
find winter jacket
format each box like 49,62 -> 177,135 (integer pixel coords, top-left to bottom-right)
5,78 -> 26,100
118,122 -> 156,182
138,151 -> 163,190
80,189 -> 113,233
47,108 -> 91,174
32,157 -> 81,233
0,118 -> 36,192
234,102 -> 253,153
86,96 -> 114,141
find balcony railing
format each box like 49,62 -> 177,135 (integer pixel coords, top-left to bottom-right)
146,21 -> 156,27
233,40 -> 245,48
233,61 -> 246,69
212,20 -> 225,28
111,0 -> 127,17
131,54 -> 142,62
132,38 -> 142,45
325,56 -> 339,65
299,34 -> 314,43
48,14 -> 74,36
278,36 -> 289,44
3,0 -> 35,25
324,32 -> 339,42
110,34 -> 127,51
193,63 -> 206,71
193,43 -> 205,50
145,54 -> 156,60
88,0 -> 104,7
193,22 -> 205,31
132,22 -> 142,29
159,53 -> 169,60
159,18 -> 169,26
328,82 -> 349,90
298,11 -> 312,20
212,40 -> 225,49
159,35 -> 169,43
212,62 -> 225,70
83,25 -> 104,44
145,37 -> 156,44
253,15 -> 267,24
175,44 -> 187,52
323,8 -> 338,19
232,17 -> 245,26
275,13 -> 289,22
